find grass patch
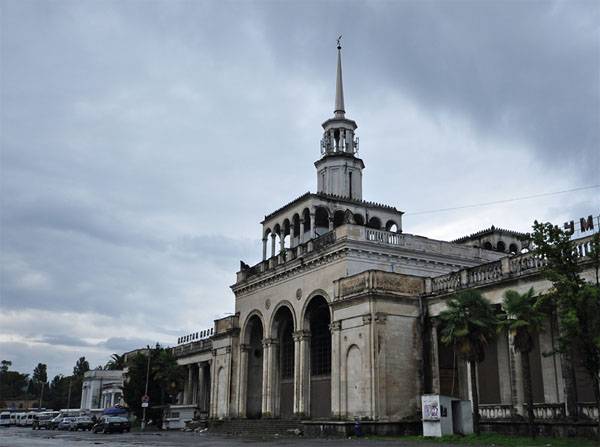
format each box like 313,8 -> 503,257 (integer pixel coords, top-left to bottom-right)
366,433 -> 597,446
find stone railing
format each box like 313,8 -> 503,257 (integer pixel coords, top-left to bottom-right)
430,272 -> 461,293
335,269 -> 424,300
479,404 -> 512,420
480,403 -> 592,421
429,234 -> 595,296
509,252 -> 547,275
172,338 -> 212,357
578,402 -> 599,420
313,230 -> 336,251
467,261 -> 503,284
524,403 -> 566,420
365,228 -> 402,245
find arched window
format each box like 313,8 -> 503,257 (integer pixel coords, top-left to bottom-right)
315,207 -> 329,234
292,214 -> 301,238
509,243 -> 518,254
497,241 -> 506,252
385,220 -> 398,232
483,241 -> 493,250
353,214 -> 364,225
302,208 -> 311,234
333,210 -> 345,228
367,216 -> 381,229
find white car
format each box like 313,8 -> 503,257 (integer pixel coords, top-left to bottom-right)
15,413 -> 27,426
0,412 -> 11,427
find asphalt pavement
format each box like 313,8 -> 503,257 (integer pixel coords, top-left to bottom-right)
0,426 -> 452,447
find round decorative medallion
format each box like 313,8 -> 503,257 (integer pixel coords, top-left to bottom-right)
265,298 -> 271,310
296,288 -> 302,300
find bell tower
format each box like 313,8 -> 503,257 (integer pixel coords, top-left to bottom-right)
315,38 -> 364,200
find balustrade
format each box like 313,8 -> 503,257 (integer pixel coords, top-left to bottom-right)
479,404 -> 512,420
365,228 -> 402,245
523,403 -> 566,420
578,403 -> 599,420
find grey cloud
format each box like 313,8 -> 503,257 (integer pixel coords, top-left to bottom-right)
1,0 -> 598,377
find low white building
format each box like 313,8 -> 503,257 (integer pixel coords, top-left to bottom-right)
80,370 -> 124,411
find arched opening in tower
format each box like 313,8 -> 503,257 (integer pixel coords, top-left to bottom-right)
272,306 -> 295,418
245,315 -> 264,418
333,210 -> 345,228
314,207 -> 330,236
306,295 -> 331,418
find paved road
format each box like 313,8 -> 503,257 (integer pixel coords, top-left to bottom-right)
0,426 -> 453,447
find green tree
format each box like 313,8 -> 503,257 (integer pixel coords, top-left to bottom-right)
73,357 -> 90,377
437,290 -> 498,436
0,360 -> 11,373
532,221 -> 600,437
105,353 -> 126,371
122,345 -> 184,427
0,361 -> 29,402
499,287 -> 545,438
32,363 -> 48,408
69,357 -> 90,408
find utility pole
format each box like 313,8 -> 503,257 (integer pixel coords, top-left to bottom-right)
39,382 -> 45,409
141,347 -> 151,430
67,378 -> 72,409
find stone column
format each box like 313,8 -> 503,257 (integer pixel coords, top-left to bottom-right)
310,213 -> 316,238
430,323 -> 441,394
271,233 -> 276,258
187,364 -> 194,405
497,329 -> 513,405
508,333 -> 524,416
328,216 -> 334,231
262,238 -> 267,261
262,338 -> 278,416
293,330 -> 310,417
209,353 -> 217,418
300,221 -> 306,244
362,314 -> 376,419
279,233 -> 285,254
238,345 -> 250,417
197,362 -> 205,411
330,321 -> 342,418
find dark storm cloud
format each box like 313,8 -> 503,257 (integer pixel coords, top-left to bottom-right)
252,1 -> 599,176
1,0 -> 598,376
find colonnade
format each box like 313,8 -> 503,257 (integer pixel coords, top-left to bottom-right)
182,361 -> 211,412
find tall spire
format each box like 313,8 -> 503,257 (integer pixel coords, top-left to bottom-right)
334,36 -> 345,118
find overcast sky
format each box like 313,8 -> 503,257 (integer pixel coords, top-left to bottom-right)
1,0 -> 599,379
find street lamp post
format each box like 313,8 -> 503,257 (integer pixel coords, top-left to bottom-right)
141,348 -> 151,430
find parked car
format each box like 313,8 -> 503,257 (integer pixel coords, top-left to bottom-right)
69,416 -> 94,431
92,416 -> 130,434
32,412 -> 59,430
57,417 -> 76,430
0,412 -> 11,427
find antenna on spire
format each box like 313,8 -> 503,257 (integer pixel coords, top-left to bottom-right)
334,35 -> 345,117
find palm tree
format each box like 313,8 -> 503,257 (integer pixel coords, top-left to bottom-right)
105,354 -> 126,371
438,289 -> 498,436
499,287 -> 545,438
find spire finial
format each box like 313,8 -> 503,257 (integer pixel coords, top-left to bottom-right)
334,35 -> 345,118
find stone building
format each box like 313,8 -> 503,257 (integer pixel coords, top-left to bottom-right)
80,370 -> 124,411
171,44 -> 598,431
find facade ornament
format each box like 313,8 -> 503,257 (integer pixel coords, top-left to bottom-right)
362,314 -> 373,325
329,320 -> 342,332
375,312 -> 387,324
265,298 -> 271,310
296,288 -> 302,300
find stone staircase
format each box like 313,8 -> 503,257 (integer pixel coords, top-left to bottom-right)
208,418 -> 303,437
